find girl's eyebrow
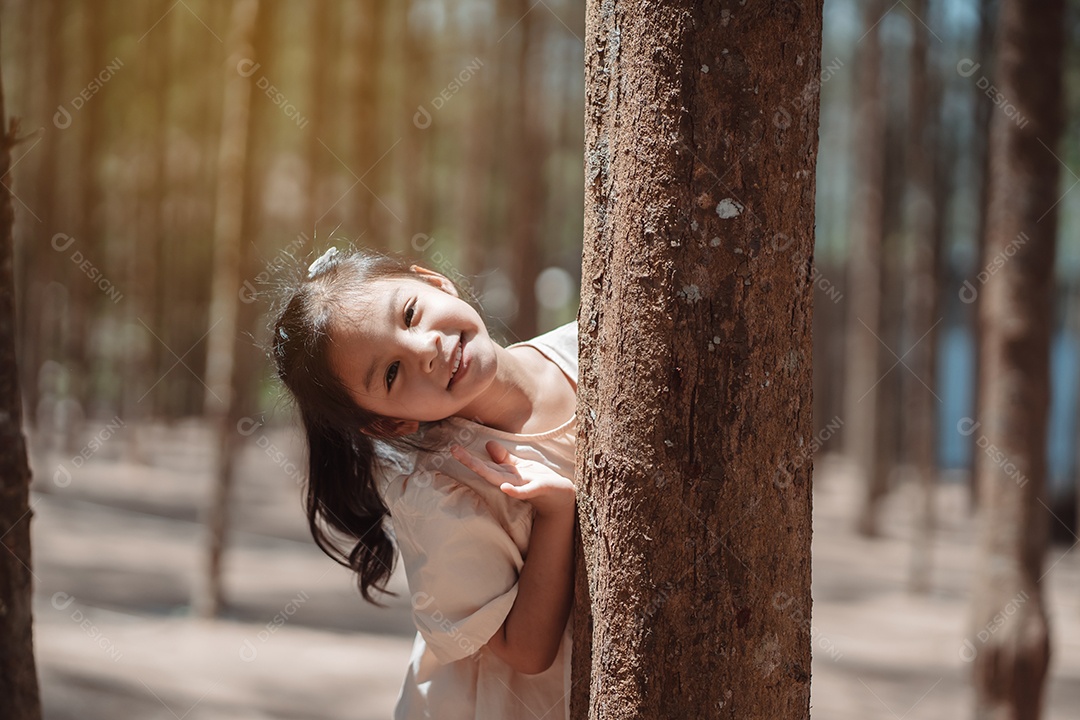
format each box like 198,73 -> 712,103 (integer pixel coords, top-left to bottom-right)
362,286 -> 402,393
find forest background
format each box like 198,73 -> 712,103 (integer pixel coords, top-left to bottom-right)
2,0 -> 1080,718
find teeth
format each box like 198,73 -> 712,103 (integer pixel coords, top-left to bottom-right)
451,343 -> 462,376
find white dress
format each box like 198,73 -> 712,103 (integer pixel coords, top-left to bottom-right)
374,321 -> 579,720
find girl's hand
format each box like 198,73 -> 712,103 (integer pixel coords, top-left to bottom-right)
450,441 -> 575,518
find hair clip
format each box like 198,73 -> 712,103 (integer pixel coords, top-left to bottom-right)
307,247 -> 340,278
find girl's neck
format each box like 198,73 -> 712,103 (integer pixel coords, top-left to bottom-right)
451,344 -> 548,433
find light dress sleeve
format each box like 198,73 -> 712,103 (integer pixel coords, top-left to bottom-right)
387,465 -> 530,665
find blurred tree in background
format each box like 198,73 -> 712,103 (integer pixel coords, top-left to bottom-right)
0,21 -> 43,719
970,0 -> 1066,715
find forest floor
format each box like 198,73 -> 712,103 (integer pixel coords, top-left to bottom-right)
24,420 -> 1080,719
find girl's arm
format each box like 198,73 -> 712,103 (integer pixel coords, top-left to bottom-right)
450,442 -> 576,675
488,504 -> 574,674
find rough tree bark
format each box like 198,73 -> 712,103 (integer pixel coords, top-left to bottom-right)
573,1 -> 821,717
0,34 -> 45,719
845,0 -> 889,537
195,0 -> 261,619
969,0 -> 1064,718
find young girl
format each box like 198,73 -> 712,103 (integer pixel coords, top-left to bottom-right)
271,247 -> 579,719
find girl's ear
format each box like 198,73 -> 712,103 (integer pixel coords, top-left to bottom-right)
409,264 -> 460,298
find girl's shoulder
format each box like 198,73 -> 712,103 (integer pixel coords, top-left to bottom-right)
508,320 -> 577,352
506,320 -> 578,383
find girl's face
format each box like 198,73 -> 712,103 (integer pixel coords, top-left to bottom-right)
327,268 -> 497,428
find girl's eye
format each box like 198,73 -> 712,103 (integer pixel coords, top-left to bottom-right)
387,302 -> 416,390
387,361 -> 399,390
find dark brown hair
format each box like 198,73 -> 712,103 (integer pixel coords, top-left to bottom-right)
270,247 -> 460,604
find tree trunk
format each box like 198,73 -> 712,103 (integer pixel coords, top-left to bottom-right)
969,0 -> 1064,717
0,36 -> 45,719
846,0 -> 889,537
195,0 -> 261,619
458,24 -> 492,279
62,0 -> 108,452
573,1 -> 821,717
123,0 -> 173,460
904,0 -> 942,593
399,0 -> 432,245
347,0 -> 386,248
968,0 -> 998,511
867,101 -> 908,541
507,0 -> 543,341
304,0 -> 331,236
15,0 -> 62,430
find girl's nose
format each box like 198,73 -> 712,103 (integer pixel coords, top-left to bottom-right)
419,331 -> 439,374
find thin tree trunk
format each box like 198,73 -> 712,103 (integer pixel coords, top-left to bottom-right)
123,0 -> 172,460
573,1 -> 821,716
920,50 -> 953,583
969,0 -> 1064,717
507,0 -> 543,341
347,0 -> 386,248
846,0 -> 888,537
0,36 -> 45,718
459,27 -> 492,279
812,266 -> 844,454
904,0 -> 941,594
15,0 -> 61,430
304,0 -> 331,236
61,0 -> 107,452
148,9 -> 173,423
399,0 -> 432,245
968,0 -> 997,511
195,0 -> 260,619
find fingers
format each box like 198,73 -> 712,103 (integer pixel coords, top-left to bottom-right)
447,446 -> 481,474
498,482 -> 524,497
450,444 -> 517,487
451,442 -> 518,470
485,440 -> 517,466
450,445 -> 484,473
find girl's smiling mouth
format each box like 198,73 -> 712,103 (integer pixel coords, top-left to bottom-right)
448,334 -> 467,389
